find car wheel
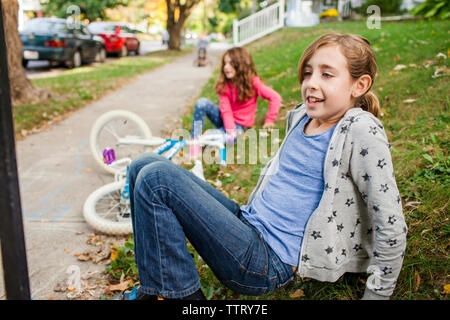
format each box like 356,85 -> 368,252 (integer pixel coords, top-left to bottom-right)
135,44 -> 140,56
67,50 -> 82,69
96,48 -> 106,63
120,45 -> 128,57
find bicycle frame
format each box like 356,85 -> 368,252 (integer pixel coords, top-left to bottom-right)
109,133 -> 227,166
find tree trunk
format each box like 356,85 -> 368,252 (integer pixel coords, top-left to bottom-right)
166,0 -> 200,50
167,25 -> 181,50
2,0 -> 50,105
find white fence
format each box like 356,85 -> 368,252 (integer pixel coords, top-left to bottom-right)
233,0 -> 285,47
338,0 -> 352,18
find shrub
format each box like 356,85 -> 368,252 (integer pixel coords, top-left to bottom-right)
357,0 -> 403,15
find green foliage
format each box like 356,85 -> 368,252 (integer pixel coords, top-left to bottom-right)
416,150 -> 449,185
218,0 -> 242,14
43,0 -> 129,21
357,0 -> 403,14
411,0 -> 450,19
105,236 -> 138,280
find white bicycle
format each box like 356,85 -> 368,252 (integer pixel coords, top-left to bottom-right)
83,110 -> 228,235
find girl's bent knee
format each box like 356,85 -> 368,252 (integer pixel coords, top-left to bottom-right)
195,97 -> 210,109
130,152 -> 165,175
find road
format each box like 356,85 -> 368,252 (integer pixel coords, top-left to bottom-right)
25,40 -> 168,79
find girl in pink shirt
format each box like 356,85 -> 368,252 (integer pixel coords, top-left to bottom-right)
190,47 -> 282,158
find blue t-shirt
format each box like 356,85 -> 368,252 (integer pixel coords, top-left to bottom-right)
241,115 -> 336,266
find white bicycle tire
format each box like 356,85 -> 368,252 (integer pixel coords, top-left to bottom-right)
90,110 -> 152,175
83,181 -> 132,235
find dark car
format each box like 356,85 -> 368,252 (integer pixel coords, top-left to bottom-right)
87,22 -> 140,57
20,17 -> 106,68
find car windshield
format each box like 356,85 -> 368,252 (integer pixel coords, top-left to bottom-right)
22,19 -> 68,33
88,23 -> 119,33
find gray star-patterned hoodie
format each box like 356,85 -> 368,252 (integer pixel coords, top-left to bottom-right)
247,103 -> 407,300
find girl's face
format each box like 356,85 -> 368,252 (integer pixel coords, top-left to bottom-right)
301,45 -> 357,124
223,54 -> 236,80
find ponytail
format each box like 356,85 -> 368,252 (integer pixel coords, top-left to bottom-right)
356,90 -> 380,118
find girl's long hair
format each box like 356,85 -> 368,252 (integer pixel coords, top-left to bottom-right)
216,47 -> 258,102
298,33 -> 381,118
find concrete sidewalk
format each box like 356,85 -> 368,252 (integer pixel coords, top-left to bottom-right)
0,42 -> 231,300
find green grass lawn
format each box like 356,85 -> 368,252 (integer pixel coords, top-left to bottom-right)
107,19 -> 449,300
13,48 -> 191,138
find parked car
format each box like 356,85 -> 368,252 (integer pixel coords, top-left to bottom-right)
20,17 -> 106,68
87,22 -> 140,57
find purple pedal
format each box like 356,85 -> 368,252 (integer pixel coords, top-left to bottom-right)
103,148 -> 116,165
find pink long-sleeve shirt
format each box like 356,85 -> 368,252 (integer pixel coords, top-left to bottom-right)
219,76 -> 282,134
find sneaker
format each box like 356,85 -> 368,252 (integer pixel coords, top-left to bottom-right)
119,282 -> 160,300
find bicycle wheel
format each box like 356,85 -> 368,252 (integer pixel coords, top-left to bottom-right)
83,181 -> 132,235
90,110 -> 152,175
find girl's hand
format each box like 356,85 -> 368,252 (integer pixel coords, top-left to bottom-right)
226,132 -> 237,145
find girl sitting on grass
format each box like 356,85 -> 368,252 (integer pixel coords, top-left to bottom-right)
122,33 -> 407,300
189,46 -> 282,160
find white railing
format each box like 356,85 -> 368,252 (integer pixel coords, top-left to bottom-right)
233,0 -> 285,47
338,0 -> 352,19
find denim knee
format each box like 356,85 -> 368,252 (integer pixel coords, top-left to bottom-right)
135,160 -> 173,190
195,97 -> 210,110
130,153 -> 165,182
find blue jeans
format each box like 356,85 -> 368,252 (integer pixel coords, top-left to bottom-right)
191,97 -> 245,138
128,152 -> 295,298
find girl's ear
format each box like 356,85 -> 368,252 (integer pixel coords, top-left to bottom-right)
352,74 -> 372,99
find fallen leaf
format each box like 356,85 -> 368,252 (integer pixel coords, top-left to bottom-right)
405,201 -> 421,208
77,253 -> 90,261
65,249 -> 71,254
432,67 -> 446,79
442,284 -> 450,294
414,271 -> 421,292
436,52 -> 446,60
393,64 -> 407,71
110,247 -> 119,261
421,228 -> 432,236
67,286 -> 77,293
289,289 -> 305,299
423,60 -> 434,68
81,271 -> 99,280
53,280 -> 68,292
109,279 -> 132,292
403,99 -> 416,104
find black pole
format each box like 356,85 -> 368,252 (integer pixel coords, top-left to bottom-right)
0,1 -> 31,300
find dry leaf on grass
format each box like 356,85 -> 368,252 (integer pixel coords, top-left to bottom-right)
289,289 -> 305,299
442,284 -> 450,294
110,246 -> 119,261
414,271 -> 421,292
109,279 -> 132,292
393,64 -> 407,71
